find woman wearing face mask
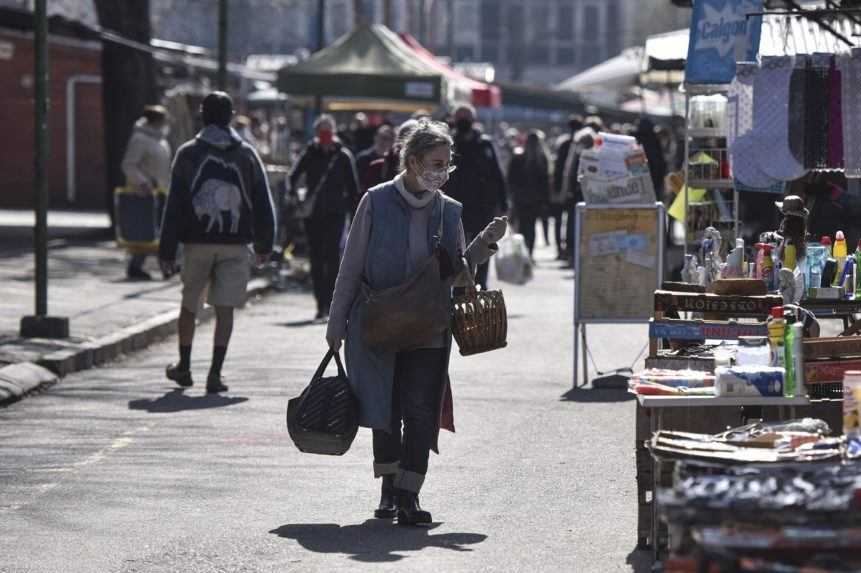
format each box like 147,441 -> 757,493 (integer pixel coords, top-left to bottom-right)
289,114 -> 361,320
325,120 -> 507,525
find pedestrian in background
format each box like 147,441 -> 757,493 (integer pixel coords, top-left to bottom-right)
444,104 -> 508,289
362,119 -> 420,192
121,105 -> 171,280
507,130 -> 550,257
159,92 -> 276,394
289,114 -> 360,320
552,114 -> 584,261
356,124 -> 395,194
325,119 -> 507,525
633,117 -> 668,202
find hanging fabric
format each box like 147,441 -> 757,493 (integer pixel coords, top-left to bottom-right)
828,56 -> 844,169
752,55 -> 808,181
729,63 -> 778,189
840,48 -> 861,178
788,55 -> 807,167
804,53 -> 833,170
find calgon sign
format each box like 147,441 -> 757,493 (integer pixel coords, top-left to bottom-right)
685,0 -> 763,84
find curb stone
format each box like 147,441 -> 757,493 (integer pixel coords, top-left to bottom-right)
3,276 -> 273,406
0,362 -> 58,406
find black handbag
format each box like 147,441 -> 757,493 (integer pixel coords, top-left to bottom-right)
286,350 -> 358,456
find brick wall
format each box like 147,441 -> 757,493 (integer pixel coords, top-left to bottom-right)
0,29 -> 105,210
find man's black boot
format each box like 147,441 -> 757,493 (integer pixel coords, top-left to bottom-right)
397,490 -> 432,526
166,364 -> 193,388
206,374 -> 229,394
374,475 -> 397,519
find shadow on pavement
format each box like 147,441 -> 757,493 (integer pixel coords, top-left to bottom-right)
626,547 -> 653,573
279,319 -> 324,328
270,519 -> 487,563
560,385 -> 634,403
128,389 -> 249,413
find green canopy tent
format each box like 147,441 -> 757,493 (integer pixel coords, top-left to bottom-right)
278,24 -> 449,113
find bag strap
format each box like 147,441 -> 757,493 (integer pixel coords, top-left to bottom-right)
308,152 -> 341,200
434,195 -> 445,246
313,349 -> 347,380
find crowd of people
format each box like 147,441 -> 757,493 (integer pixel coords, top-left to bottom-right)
114,91 -> 682,524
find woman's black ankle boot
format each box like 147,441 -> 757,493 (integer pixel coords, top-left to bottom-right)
374,475 -> 397,519
397,490 -> 432,526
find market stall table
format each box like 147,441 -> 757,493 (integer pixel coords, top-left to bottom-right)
636,394 -> 810,562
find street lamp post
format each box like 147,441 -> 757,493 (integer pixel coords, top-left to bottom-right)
217,0 -> 228,91
20,0 -> 69,339
314,0 -> 325,114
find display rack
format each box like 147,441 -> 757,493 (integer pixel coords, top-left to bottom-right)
682,83 -> 738,257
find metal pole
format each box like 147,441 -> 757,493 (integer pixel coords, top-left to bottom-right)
217,0 -> 228,91
34,0 -> 48,317
315,0 -> 326,114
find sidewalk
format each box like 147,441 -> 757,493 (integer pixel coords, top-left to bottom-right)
0,238 -> 276,405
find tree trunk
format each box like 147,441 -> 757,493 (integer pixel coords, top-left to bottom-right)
93,0 -> 157,225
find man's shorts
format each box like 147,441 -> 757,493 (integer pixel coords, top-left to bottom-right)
181,243 -> 251,313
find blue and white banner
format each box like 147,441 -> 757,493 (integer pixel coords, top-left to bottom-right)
685,0 -> 763,84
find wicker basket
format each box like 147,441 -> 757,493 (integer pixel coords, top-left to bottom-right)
452,283 -> 508,356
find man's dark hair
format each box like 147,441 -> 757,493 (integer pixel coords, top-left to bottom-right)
201,91 -> 234,127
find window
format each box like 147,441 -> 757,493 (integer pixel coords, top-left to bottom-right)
556,46 -> 576,65
527,4 -> 550,65
480,0 -> 500,41
528,45 -> 550,65
606,0 -> 621,56
557,5 -> 574,41
583,5 -> 599,44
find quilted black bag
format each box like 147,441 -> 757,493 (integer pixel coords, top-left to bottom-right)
286,350 -> 358,456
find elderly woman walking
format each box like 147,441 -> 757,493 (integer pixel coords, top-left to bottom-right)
325,120 -> 507,525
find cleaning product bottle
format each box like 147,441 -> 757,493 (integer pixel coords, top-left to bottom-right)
822,235 -> 833,257
768,306 -> 786,368
754,243 -> 767,279
784,308 -> 797,397
783,242 -> 797,271
834,231 -> 848,285
762,245 -> 775,291
842,258 -> 856,299
854,241 -> 861,299
791,322 -> 805,397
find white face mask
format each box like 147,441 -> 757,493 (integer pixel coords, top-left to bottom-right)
417,164 -> 450,192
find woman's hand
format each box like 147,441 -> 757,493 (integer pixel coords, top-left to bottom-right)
326,333 -> 343,353
480,216 -> 508,244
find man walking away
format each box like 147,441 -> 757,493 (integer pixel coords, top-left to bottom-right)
444,105 -> 508,289
159,92 -> 276,394
289,114 -> 360,320
121,105 -> 171,280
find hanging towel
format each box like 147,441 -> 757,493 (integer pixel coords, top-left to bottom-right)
752,55 -> 807,181
805,53 -> 832,170
788,55 -> 807,167
829,57 -> 844,169
840,48 -> 861,178
730,62 -> 778,189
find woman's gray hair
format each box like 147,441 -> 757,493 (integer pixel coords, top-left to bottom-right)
314,113 -> 335,130
399,119 -> 453,171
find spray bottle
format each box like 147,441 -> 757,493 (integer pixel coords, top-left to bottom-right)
768,306 -> 786,368
834,231 -> 848,285
822,235 -> 833,257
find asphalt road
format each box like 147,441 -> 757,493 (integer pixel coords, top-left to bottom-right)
0,242 -> 652,573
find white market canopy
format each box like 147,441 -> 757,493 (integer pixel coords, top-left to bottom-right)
555,47 -> 644,93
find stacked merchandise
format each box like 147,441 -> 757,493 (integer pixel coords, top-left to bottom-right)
660,461 -> 861,573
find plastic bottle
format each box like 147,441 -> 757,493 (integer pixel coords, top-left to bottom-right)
842,258 -> 856,299
767,306 -> 786,368
844,371 -> 861,457
807,244 -> 827,294
791,322 -> 805,397
834,231 -> 848,285
761,245 -> 775,291
754,243 -> 766,279
784,309 -> 797,397
783,242 -> 797,271
855,241 -> 861,299
821,235 -> 833,257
